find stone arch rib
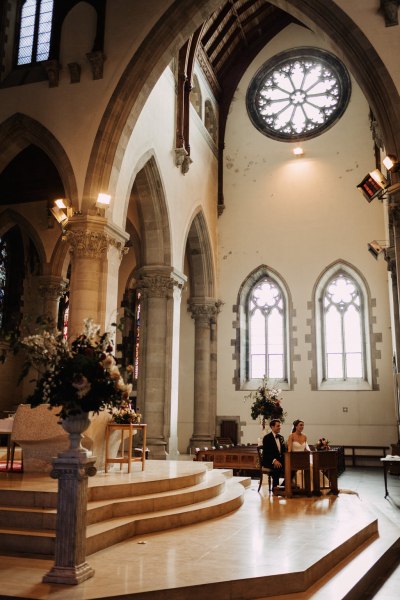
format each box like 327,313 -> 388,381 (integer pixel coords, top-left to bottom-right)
133,156 -> 171,266
84,0 -> 400,207
186,210 -> 215,299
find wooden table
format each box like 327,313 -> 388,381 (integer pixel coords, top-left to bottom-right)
105,423 -> 147,473
284,452 -> 312,498
312,450 -> 339,495
380,456 -> 400,498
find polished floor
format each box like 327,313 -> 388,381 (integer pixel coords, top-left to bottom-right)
0,461 -> 399,600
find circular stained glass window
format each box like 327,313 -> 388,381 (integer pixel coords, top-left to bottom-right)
246,48 -> 351,141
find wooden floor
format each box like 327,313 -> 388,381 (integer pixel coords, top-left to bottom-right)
0,462 -> 399,600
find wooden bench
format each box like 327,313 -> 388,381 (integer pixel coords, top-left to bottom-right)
342,445 -> 389,467
194,445 -> 259,473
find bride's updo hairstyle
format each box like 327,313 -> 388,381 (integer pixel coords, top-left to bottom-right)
292,419 -> 304,433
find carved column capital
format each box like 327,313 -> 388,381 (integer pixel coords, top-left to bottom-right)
65,217 -> 129,260
37,276 -> 69,301
188,299 -> 223,324
86,50 -> 105,79
135,267 -> 186,299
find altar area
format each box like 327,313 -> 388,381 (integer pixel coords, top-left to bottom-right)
1,461 -> 400,599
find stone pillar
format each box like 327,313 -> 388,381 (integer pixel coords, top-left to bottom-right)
135,266 -> 185,459
189,300 -> 221,449
37,275 -> 69,325
65,215 -> 129,337
43,453 -> 97,584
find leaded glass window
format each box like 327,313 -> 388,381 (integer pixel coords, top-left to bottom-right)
17,0 -> 54,65
246,48 -> 351,141
322,272 -> 364,380
248,277 -> 286,380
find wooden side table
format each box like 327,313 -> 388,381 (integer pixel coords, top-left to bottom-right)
105,423 -> 147,473
312,450 -> 339,495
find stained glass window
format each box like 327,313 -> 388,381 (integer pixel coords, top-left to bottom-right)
248,277 -> 286,380
323,273 -> 364,380
17,0 -> 54,65
246,48 -> 351,141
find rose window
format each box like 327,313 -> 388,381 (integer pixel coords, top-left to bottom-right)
246,48 -> 351,141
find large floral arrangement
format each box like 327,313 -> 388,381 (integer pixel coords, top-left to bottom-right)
19,319 -> 132,420
244,377 -> 286,428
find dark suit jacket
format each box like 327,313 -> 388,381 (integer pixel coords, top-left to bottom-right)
262,431 -> 286,469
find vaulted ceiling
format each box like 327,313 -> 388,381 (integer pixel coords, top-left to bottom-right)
200,0 -> 299,84
198,1 -> 303,136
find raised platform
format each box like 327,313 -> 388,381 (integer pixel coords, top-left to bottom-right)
0,462 -> 399,599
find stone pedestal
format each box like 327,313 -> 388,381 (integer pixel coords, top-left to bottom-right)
43,452 -> 97,585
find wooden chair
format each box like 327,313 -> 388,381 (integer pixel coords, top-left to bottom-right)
257,446 -> 273,493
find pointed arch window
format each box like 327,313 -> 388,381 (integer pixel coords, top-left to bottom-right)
323,273 -> 364,379
249,277 -> 286,380
235,267 -> 292,391
315,266 -> 373,389
17,0 -> 54,66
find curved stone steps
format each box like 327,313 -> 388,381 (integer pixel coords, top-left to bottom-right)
86,478 -> 245,555
0,468 -> 246,558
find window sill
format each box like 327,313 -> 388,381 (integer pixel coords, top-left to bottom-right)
318,379 -> 372,391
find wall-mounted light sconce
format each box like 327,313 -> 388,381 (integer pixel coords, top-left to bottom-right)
95,193 -> 112,215
50,198 -> 73,226
383,154 -> 400,173
367,240 -> 387,260
357,168 -> 400,202
357,170 -> 387,202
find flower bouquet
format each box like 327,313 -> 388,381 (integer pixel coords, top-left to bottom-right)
316,437 -> 330,451
244,377 -> 286,429
19,319 -> 133,420
111,404 -> 142,424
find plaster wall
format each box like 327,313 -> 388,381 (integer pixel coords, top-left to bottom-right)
217,24 -> 396,447
115,67 -> 218,273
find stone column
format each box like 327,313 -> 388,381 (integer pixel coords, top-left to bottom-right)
65,215 -> 129,337
135,266 -> 185,459
189,300 -> 221,449
43,453 -> 97,585
37,275 -> 69,325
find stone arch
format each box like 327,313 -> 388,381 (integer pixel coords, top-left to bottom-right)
235,264 -> 294,390
83,0 -> 400,207
0,113 -> 79,207
310,258 -> 376,391
131,155 -> 171,266
0,208 -> 46,269
184,209 -> 215,299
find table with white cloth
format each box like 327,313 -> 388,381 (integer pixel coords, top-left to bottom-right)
380,455 -> 400,498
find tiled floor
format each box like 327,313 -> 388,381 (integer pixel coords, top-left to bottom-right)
0,463 -> 399,600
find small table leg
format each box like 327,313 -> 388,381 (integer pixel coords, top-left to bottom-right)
383,462 -> 389,498
141,426 -> 146,471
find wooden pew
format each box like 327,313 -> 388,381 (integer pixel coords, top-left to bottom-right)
194,445 -> 259,473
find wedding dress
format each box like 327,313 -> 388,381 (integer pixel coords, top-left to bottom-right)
292,440 -> 310,451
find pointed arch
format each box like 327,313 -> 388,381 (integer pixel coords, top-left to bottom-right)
0,113 -> 78,206
132,155 -> 171,266
82,0 -> 400,208
184,209 -> 215,299
234,264 -> 294,391
0,208 -> 46,269
312,259 -> 375,390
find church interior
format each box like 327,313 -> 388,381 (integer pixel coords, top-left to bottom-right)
1,1 -> 400,598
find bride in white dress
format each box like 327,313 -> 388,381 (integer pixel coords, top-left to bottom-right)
287,419 -> 310,452
287,420 -> 311,489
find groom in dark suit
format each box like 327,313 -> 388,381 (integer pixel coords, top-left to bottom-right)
262,419 -> 286,491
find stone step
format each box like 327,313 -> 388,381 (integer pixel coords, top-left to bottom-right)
0,471 -> 246,558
